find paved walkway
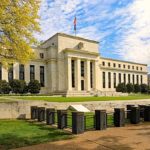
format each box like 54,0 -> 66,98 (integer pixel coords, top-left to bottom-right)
15,123 -> 150,150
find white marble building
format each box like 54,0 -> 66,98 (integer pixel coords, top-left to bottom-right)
0,33 -> 148,96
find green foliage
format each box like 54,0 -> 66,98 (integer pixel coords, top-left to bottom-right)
140,84 -> 148,93
9,79 -> 28,94
0,80 -> 11,94
126,83 -> 134,93
28,80 -> 41,94
134,84 -> 141,93
116,83 -> 127,93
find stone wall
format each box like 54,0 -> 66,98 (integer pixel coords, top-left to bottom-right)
0,100 -> 150,119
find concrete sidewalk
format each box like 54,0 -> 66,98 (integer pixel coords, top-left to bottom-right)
14,123 -> 150,150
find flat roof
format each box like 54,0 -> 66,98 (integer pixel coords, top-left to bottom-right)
41,32 -> 99,46
101,57 -> 147,66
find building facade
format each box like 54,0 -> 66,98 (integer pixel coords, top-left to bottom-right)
0,33 -> 148,96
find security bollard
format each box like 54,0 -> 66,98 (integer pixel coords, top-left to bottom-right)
57,110 -> 67,129
144,105 -> 150,121
31,106 -> 38,120
72,112 -> 84,134
130,106 -> 140,124
38,107 -> 46,122
46,108 -> 55,125
114,108 -> 125,127
95,110 -> 107,130
126,105 -> 134,119
138,105 -> 145,118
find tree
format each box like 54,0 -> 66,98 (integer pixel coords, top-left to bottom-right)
9,79 -> 28,94
126,83 -> 134,93
116,83 -> 127,93
140,84 -> 148,93
134,84 -> 141,93
28,80 -> 41,94
0,80 -> 11,94
0,0 -> 40,64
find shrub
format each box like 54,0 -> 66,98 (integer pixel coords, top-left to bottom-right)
9,79 -> 28,94
116,83 -> 127,93
134,84 -> 141,93
0,80 -> 11,94
28,80 -> 41,94
126,83 -> 134,93
140,84 -> 148,93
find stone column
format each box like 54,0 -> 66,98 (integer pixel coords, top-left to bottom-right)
94,60 -> 100,90
67,57 -> 72,91
76,58 -> 81,91
85,60 -> 90,91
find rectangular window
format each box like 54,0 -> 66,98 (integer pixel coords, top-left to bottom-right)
128,74 -> 130,83
118,64 -> 121,68
19,64 -> 25,80
128,65 -> 130,69
103,72 -> 105,88
71,60 -> 75,88
40,66 -> 45,87
90,62 -> 93,88
119,73 -> 121,83
108,62 -> 111,67
0,63 -> 2,80
108,72 -> 111,88
124,74 -> 126,84
123,64 -> 125,68
137,75 -> 139,84
8,64 -> 13,81
133,74 -> 135,84
113,63 -> 116,67
114,73 -> 116,88
81,61 -> 85,77
141,75 -> 143,84
102,62 -> 105,66
30,65 -> 35,81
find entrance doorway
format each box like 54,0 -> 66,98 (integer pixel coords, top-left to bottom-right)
81,80 -> 84,91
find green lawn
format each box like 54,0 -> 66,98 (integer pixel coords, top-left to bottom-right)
0,120 -> 72,149
7,94 -> 150,102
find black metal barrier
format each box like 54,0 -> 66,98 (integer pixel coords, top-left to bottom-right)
72,112 -> 84,134
130,106 -> 140,124
114,108 -> 125,127
31,106 -> 38,120
95,110 -> 107,130
46,108 -> 55,125
126,105 -> 134,119
38,107 -> 45,122
144,105 -> 150,121
57,110 -> 67,129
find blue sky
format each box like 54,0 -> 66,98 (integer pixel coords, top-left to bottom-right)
36,0 -> 150,70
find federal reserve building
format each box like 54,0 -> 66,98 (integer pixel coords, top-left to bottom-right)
0,33 -> 148,96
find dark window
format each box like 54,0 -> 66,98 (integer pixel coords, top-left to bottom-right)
30,65 -> 35,81
141,75 -> 143,84
118,64 -> 121,68
140,67 -> 142,71
8,64 -> 13,81
108,72 -> 111,88
71,60 -> 75,88
103,72 -> 105,88
124,74 -> 126,84
0,63 -> 2,80
102,61 -> 105,66
113,63 -> 116,67
123,64 -> 125,68
133,74 -> 135,84
132,66 -> 134,70
114,73 -> 116,88
137,75 -> 139,84
128,74 -> 130,83
40,53 -> 44,59
108,62 -> 111,67
128,65 -> 130,69
136,66 -> 138,70
40,66 -> 45,87
119,73 -> 121,83
90,62 -> 93,88
19,64 -> 25,80
81,61 -> 85,77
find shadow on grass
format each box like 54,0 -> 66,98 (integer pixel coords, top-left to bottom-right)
0,121 -> 73,150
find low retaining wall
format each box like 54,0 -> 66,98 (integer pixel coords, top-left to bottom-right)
0,99 -> 150,119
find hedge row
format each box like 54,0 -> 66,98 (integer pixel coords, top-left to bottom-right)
116,83 -> 149,93
0,79 -> 41,94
